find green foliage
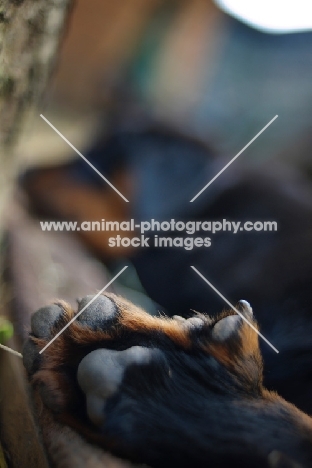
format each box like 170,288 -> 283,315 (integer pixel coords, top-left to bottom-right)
0,317 -> 13,343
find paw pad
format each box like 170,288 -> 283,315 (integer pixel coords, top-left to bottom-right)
77,346 -> 157,427
31,303 -> 65,339
76,295 -> 118,330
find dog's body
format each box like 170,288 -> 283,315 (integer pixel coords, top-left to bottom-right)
21,128 -> 312,466
23,294 -> 312,468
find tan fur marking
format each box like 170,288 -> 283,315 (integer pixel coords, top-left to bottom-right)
239,323 -> 260,355
112,295 -> 191,348
203,320 -> 261,369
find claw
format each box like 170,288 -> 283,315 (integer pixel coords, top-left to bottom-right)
238,300 -> 253,317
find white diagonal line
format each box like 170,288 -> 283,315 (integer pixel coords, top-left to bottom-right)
190,266 -> 279,353
190,115 -> 278,202
40,114 -> 129,202
0,343 -> 23,358
39,265 -> 128,354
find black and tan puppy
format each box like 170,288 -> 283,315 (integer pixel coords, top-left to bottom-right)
23,294 -> 312,468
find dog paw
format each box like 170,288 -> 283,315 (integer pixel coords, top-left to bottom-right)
23,293 -> 263,465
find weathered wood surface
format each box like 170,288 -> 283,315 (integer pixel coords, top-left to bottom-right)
0,332 -> 49,468
0,202 -> 138,467
0,0 -> 73,251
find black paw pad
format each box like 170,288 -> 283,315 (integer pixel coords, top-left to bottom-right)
211,300 -> 253,342
76,295 -> 118,330
31,304 -> 64,339
212,315 -> 242,341
22,339 -> 41,374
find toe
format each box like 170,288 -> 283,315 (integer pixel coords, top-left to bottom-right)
31,304 -> 64,339
184,316 -> 205,329
212,315 -> 242,341
76,295 -> 118,330
22,339 -> 41,374
172,315 -> 186,323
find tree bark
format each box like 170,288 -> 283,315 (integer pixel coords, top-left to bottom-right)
0,0 -> 74,236
0,0 -> 74,145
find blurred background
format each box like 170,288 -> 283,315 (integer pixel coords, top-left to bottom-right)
11,0 -> 312,323
4,0 -> 312,342
3,0 -> 312,426
17,0 -> 312,169
16,0 -> 312,308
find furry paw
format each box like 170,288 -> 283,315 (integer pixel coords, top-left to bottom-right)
23,294 -> 265,466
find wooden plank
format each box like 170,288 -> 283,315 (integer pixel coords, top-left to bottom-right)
0,334 -> 49,468
1,203 -> 138,467
0,441 -> 8,468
